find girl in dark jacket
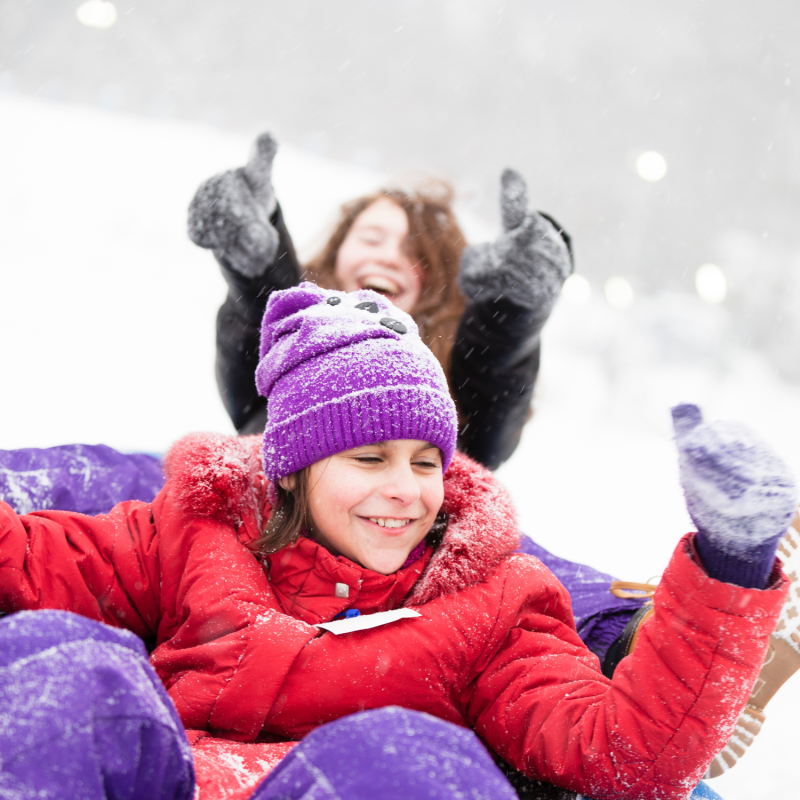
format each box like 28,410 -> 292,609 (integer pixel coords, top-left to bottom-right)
188,132 -> 573,471
0,284 -> 794,800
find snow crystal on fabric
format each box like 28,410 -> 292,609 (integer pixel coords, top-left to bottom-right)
459,169 -> 572,311
673,406 -> 798,556
0,444 -> 163,515
409,451 -> 519,605
255,284 -> 457,479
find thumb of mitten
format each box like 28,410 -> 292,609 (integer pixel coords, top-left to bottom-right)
500,168 -> 529,232
243,132 -> 278,213
187,133 -> 280,276
672,403 -> 798,556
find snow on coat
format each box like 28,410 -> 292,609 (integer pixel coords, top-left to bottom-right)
0,433 -> 788,800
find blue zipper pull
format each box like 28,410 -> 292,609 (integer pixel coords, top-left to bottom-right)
333,608 -> 361,620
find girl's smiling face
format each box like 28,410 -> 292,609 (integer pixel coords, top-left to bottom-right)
333,197 -> 423,312
292,439 -> 444,575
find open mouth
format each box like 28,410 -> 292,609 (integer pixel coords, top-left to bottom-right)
359,275 -> 401,297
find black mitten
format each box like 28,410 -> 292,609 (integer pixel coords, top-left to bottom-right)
459,169 -> 573,312
188,132 -> 281,278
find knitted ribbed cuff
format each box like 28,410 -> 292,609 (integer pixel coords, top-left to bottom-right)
263,385 -> 456,481
694,530 -> 781,590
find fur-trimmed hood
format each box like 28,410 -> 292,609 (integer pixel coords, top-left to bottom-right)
164,433 -> 520,603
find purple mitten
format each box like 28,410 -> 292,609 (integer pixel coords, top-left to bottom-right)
672,403 -> 798,588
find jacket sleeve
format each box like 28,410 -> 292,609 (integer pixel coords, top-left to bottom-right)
451,213 -> 572,470
465,536 -> 787,800
451,297 -> 543,470
216,202 -> 301,434
0,499 -> 161,640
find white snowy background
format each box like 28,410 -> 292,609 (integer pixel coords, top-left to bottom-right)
1,91 -> 798,799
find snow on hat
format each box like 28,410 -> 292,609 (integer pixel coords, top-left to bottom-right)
256,282 -> 458,481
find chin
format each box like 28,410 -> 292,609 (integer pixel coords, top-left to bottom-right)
362,551 -> 409,576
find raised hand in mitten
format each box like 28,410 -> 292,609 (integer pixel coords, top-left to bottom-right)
672,403 -> 798,588
459,169 -> 573,312
188,132 -> 280,278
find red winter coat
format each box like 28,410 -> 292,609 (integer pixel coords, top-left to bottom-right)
0,434 -> 788,800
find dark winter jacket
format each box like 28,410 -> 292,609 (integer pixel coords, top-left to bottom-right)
450,212 -> 572,468
215,207 -> 571,469
0,434 -> 787,800
215,203 -> 299,434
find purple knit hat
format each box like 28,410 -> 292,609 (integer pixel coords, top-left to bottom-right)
255,283 -> 458,481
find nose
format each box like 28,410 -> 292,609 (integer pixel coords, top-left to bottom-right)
381,462 -> 421,506
373,237 -> 406,270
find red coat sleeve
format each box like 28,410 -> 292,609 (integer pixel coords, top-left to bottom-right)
0,498 -> 161,638
0,487 -> 320,743
467,535 -> 788,800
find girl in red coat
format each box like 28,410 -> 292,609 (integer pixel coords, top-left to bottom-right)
0,283 -> 795,800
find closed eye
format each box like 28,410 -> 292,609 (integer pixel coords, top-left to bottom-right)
357,229 -> 384,246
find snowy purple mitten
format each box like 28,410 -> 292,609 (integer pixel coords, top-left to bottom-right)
458,169 -> 573,311
188,132 -> 280,278
673,403 -> 798,589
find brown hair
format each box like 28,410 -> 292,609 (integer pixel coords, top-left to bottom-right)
303,179 -> 467,378
251,468 -> 312,554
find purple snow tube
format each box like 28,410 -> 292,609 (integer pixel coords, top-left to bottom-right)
0,443 -> 164,516
517,535 -> 646,660
0,610 -> 193,799
253,706 -> 522,800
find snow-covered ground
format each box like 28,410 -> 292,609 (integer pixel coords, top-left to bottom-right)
1,92 -> 797,799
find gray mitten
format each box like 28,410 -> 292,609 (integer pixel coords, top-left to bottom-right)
188,132 -> 280,278
459,169 -> 572,311
673,403 -> 798,587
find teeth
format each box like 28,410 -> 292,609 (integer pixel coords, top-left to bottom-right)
360,276 -> 400,296
368,518 -> 410,528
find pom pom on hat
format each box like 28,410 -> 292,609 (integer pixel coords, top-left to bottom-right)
256,283 -> 458,481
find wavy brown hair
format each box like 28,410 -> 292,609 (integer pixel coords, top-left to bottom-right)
303,180 -> 467,378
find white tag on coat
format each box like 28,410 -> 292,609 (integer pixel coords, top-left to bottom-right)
314,608 -> 421,635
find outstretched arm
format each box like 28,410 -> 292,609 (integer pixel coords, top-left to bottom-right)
470,406 -> 795,798
470,541 -> 786,800
188,133 -> 302,434
0,499 -> 161,640
452,170 -> 573,469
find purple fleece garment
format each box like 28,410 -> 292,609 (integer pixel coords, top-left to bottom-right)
673,403 -> 797,589
255,283 -> 458,481
0,610 -> 193,800
0,444 -> 163,516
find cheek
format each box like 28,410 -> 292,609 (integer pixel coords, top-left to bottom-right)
400,263 -> 423,309
421,479 -> 445,520
310,475 -> 364,523
333,239 -> 362,289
